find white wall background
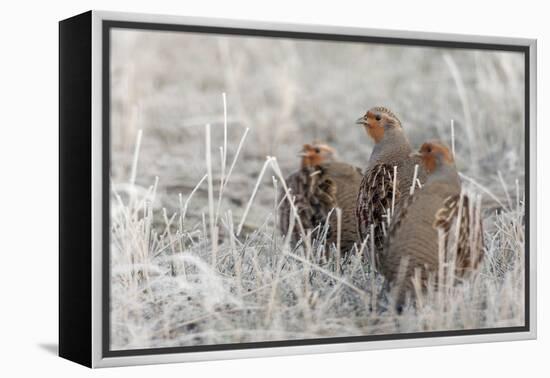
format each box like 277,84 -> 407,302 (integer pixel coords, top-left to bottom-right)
0,0 -> 546,376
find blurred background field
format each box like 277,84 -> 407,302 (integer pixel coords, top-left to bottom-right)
109,28 -> 526,350
111,29 -> 525,228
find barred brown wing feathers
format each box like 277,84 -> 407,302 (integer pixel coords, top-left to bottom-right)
278,167 -> 337,247
433,193 -> 484,276
457,194 -> 484,274
356,163 -> 398,253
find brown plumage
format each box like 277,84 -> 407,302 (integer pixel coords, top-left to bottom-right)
279,143 -> 363,255
382,141 -> 484,304
355,107 -> 427,264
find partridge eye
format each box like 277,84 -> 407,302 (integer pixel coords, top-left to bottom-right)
426,146 -> 432,153
314,147 -> 321,153
375,114 -> 382,121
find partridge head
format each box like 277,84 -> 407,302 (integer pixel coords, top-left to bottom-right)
412,140 -> 455,174
356,106 -> 403,143
300,143 -> 337,168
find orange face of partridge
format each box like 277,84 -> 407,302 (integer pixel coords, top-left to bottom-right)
356,108 -> 400,143
300,143 -> 336,168
416,141 -> 454,174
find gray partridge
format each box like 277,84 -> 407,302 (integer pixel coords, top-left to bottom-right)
279,143 -> 363,255
355,107 -> 427,264
382,141 -> 484,304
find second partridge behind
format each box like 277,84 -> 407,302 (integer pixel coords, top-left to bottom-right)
279,143 -> 363,256
382,141 -> 484,305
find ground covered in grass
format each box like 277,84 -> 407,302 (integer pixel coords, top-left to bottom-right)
110,127 -> 525,350
109,30 -> 526,350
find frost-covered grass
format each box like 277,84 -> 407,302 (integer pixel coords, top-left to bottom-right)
109,31 -> 526,350
110,116 -> 525,350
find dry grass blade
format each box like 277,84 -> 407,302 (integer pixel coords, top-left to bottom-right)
129,129 -> 143,187
205,123 -> 217,266
237,157 -> 273,236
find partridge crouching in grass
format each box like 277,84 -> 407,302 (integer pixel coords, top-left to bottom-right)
355,107 -> 426,265
382,141 -> 484,306
279,143 -> 363,256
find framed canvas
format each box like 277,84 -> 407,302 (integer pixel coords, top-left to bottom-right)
59,10 -> 537,368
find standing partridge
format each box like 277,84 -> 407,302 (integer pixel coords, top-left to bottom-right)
382,141 -> 484,305
279,143 -> 363,255
355,107 -> 426,264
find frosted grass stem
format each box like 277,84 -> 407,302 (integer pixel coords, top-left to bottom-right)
180,174 -> 208,228
214,93 -> 229,225
336,208 -> 342,275
130,129 -> 143,187
410,164 -> 419,196
443,53 -> 476,157
222,92 -> 228,170
215,127 -> 250,225
370,224 -> 376,272
228,210 -> 242,298
369,224 -> 377,309
237,157 -> 273,236
459,172 -> 505,209
269,157 -> 308,243
391,166 -> 397,217
205,124 -> 217,266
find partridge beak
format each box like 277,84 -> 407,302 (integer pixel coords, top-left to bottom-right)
298,152 -> 308,157
356,117 -> 366,125
409,152 -> 422,158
